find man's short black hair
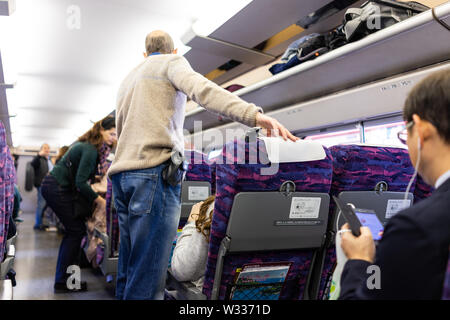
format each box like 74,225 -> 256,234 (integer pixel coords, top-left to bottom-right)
403,69 -> 450,144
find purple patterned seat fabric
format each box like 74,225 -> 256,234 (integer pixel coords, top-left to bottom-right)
0,120 -> 15,261
443,253 -> 450,300
413,174 -> 434,203
184,150 -> 212,183
4,146 -> 16,241
0,121 -> 6,261
180,150 -> 213,229
318,144 -> 415,299
207,161 -> 217,195
202,138 -> 333,300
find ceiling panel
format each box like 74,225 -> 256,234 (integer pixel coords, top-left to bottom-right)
0,0 -> 247,147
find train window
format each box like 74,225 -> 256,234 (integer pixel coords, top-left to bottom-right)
363,121 -> 405,147
304,127 -> 361,147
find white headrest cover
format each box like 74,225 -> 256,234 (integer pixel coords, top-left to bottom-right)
261,137 -> 326,163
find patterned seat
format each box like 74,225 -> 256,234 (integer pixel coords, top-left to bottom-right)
202,138 -> 333,300
179,150 -> 213,228
185,150 -> 212,183
0,121 -> 15,262
207,159 -> 217,195
413,174 -> 434,203
318,144 -> 416,299
443,253 -> 450,300
0,121 -> 7,261
4,146 -> 16,241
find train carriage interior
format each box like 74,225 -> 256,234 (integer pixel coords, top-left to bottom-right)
0,0 -> 449,304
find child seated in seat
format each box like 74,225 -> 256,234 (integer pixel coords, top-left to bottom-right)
171,195 -> 215,289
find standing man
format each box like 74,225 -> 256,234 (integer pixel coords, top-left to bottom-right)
108,30 -> 298,300
31,143 -> 53,230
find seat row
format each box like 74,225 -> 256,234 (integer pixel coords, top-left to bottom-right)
95,137 -> 444,299
169,138 -> 437,300
0,121 -> 18,300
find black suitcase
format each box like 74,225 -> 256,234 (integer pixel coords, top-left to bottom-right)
344,0 -> 429,42
25,162 -> 35,191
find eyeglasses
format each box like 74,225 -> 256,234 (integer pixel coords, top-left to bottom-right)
397,121 -> 414,145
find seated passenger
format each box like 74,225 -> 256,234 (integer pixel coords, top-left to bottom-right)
171,195 -> 215,289
339,69 -> 450,299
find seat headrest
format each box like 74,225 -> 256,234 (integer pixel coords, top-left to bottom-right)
344,143 -> 408,150
261,137 -> 326,163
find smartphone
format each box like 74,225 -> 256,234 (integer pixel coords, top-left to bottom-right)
354,209 -> 384,241
333,196 -> 362,237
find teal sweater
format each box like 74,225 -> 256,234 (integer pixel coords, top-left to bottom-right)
50,142 -> 99,204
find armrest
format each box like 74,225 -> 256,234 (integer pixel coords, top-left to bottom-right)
94,227 -> 109,245
94,227 -> 111,256
7,245 -> 15,258
0,256 -> 14,280
0,280 -> 13,300
6,233 -> 18,248
94,227 -> 118,277
166,269 -> 207,300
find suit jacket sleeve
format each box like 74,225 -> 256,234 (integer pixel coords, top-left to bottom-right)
339,213 -> 437,299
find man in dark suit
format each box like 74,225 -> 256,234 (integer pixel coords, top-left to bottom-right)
339,69 -> 450,299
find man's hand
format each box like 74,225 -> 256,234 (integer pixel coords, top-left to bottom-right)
188,201 -> 203,223
340,223 -> 376,263
255,113 -> 299,142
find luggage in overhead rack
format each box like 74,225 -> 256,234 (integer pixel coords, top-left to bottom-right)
343,0 -> 429,42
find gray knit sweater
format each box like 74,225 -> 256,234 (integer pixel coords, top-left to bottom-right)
108,54 -> 261,177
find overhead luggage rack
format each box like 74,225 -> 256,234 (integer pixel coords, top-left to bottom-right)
189,61 -> 450,151
183,0 -> 336,75
184,2 -> 450,133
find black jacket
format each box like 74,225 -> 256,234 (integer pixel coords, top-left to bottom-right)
340,178 -> 450,300
31,155 -> 49,188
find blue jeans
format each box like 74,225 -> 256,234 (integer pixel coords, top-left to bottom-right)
34,186 -> 47,228
111,164 -> 181,300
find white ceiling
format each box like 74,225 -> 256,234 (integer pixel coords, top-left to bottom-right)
0,0 -> 251,148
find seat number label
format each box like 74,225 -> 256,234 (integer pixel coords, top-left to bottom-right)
188,186 -> 209,201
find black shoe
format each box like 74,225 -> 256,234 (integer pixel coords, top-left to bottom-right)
33,224 -> 49,231
54,281 -> 88,293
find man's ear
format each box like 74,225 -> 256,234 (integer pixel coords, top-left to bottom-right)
412,114 -> 434,146
143,52 -> 148,58
173,48 -> 178,54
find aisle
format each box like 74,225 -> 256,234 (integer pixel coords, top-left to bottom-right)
12,211 -> 115,300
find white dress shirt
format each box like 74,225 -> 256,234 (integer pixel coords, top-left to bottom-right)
434,170 -> 450,189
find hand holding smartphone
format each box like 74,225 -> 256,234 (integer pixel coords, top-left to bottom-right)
333,196 -> 384,240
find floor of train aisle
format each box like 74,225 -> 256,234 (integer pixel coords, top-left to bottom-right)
12,211 -> 116,300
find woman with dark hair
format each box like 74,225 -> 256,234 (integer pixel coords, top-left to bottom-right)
41,116 -> 116,293
55,146 -> 70,165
